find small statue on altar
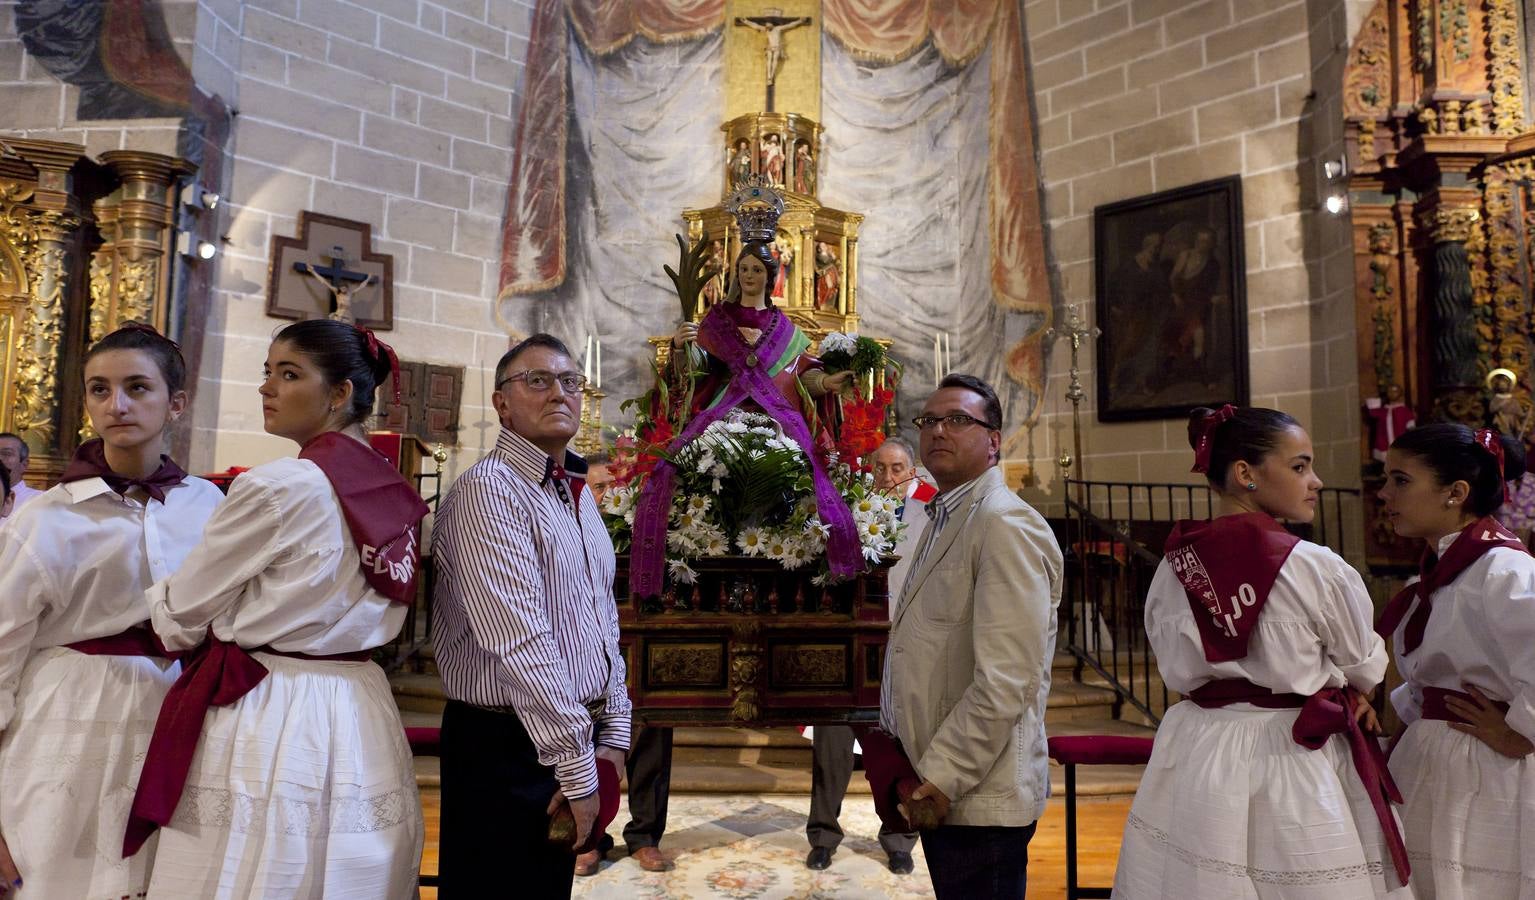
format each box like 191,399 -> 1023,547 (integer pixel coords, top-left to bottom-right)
699,238 -> 727,309
770,231 -> 793,301
630,180 -> 863,597
1364,383 -> 1415,463
793,140 -> 815,194
761,133 -> 786,186
813,240 -> 840,311
1488,368 -> 1524,437
730,139 -> 753,185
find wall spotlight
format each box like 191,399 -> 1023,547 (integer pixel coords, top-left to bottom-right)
1324,193 -> 1348,215
201,191 -> 220,210
183,183 -> 221,211
177,232 -> 218,259
1322,157 -> 1348,180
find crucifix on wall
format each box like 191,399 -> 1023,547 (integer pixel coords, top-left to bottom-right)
734,10 -> 810,111
266,211 -> 394,329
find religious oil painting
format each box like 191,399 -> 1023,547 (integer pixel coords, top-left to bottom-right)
1093,176 -> 1249,422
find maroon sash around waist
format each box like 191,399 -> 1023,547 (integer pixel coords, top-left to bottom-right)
65,624 -> 175,659
1188,678 -> 1410,886
122,639 -> 375,857
1419,686 -> 1510,725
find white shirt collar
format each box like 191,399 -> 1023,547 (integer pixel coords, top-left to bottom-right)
60,478 -> 119,505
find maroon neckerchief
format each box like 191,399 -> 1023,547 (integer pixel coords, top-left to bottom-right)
1163,512 -> 1300,662
1376,516 -> 1527,654
60,438 -> 187,504
299,432 -> 430,605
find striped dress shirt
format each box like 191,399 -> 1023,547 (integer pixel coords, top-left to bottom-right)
880,476 -> 980,735
433,427 -> 631,799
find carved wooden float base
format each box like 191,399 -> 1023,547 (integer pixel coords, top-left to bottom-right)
615,555 -> 891,729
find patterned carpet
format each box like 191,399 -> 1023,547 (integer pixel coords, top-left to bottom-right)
572,794 -> 937,899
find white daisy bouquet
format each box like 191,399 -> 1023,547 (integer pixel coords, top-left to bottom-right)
599,409 -> 906,584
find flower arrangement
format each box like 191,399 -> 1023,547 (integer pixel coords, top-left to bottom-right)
817,331 -> 900,469
600,409 -> 904,584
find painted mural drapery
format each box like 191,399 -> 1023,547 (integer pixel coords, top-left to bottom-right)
497,0 -> 1051,427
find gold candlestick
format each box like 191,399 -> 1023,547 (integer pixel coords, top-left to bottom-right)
1045,305 -> 1099,505
575,386 -> 607,457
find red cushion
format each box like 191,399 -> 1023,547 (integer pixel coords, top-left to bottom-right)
405,726 -> 442,757
1048,735 -> 1154,766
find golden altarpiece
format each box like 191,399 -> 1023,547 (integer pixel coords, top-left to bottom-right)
1343,0 -> 1535,568
0,138 -> 190,484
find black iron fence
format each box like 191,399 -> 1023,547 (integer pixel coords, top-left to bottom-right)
1060,479 -> 1362,725
376,470 -> 444,673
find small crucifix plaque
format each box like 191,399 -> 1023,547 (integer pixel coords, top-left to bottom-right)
266,211 -> 394,329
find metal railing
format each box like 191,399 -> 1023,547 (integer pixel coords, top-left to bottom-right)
1060,479 -> 1362,725
376,470 -> 443,673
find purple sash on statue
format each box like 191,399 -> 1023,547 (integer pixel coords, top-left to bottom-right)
630,306 -> 863,597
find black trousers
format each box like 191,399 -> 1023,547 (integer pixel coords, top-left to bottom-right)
920,820 -> 1037,899
438,700 -> 575,899
621,723 -> 673,851
808,725 -> 918,855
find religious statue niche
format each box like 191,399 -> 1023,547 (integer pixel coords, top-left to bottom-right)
266,211 -> 394,329
689,112 -> 861,339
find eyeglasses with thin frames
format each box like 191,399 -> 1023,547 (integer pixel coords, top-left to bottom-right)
496,369 -> 588,393
912,413 -> 998,432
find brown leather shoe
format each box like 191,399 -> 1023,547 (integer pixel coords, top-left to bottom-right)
574,848 -> 602,876
630,846 -> 674,872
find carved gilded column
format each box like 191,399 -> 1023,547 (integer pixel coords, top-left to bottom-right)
96,150 -> 183,334
0,182 -> 37,440
12,208 -> 81,446
1422,205 -> 1482,391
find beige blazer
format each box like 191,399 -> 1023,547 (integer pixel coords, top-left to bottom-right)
885,465 -> 1062,827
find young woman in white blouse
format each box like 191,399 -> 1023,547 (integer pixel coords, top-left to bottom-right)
1113,405 -> 1410,899
1378,423 -> 1535,898
129,319 -> 426,899
0,324 -> 223,898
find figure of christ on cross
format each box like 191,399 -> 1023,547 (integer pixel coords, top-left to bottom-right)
295,247 -> 377,323
734,12 -> 810,111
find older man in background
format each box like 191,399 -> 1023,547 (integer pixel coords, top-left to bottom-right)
0,433 -> 42,509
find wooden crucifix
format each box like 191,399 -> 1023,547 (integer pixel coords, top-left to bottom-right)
266,211 -> 394,329
734,12 -> 810,112
295,246 -> 377,323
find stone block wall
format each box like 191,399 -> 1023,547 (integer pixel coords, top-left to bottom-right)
1019,0 -> 1370,525
182,0 -> 534,472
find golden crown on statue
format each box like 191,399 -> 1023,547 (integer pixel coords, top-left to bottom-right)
725,174 -> 785,243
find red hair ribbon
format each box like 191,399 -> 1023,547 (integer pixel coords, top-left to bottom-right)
354,324 -> 402,404
1190,404 -> 1239,474
114,320 -> 182,353
1473,427 -> 1510,504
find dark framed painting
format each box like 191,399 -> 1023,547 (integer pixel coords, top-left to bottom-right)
1093,175 -> 1249,422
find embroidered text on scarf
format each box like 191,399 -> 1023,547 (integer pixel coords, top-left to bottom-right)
1164,511 -> 1301,662
300,431 -> 431,604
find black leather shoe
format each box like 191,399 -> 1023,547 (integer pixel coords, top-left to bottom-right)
805,846 -> 834,870
887,851 -> 914,875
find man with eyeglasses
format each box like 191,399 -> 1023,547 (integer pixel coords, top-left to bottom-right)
432,334 -> 631,898
880,373 -> 1062,898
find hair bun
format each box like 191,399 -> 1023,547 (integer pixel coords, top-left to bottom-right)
1186,407 -> 1217,451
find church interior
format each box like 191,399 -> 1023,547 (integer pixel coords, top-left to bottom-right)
1,0 -> 1531,896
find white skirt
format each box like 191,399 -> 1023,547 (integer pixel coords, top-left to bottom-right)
1112,701 -> 1412,899
0,645 -> 178,900
144,653 -> 422,899
1389,718 -> 1535,899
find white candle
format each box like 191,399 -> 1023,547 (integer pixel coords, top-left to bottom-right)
944,332 -> 952,375
596,339 -> 602,389
583,334 -> 593,381
933,334 -> 941,386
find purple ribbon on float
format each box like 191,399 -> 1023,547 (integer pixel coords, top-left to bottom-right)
630,306 -> 863,597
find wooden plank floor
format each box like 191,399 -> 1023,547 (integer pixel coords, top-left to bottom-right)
417,788 -> 1131,898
